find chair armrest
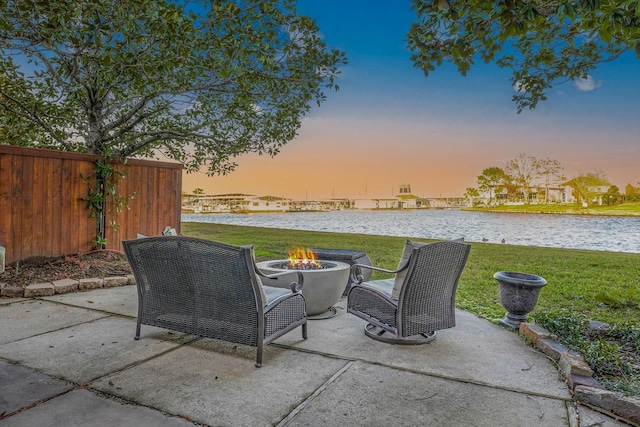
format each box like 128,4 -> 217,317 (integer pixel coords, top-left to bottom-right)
349,262 -> 409,285
348,282 -> 398,307
257,269 -> 304,293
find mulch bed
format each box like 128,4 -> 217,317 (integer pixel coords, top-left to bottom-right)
0,250 -> 132,288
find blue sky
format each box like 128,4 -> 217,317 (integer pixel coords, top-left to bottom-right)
185,0 -> 640,199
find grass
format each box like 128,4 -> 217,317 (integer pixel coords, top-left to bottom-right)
535,311 -> 640,396
464,201 -> 640,216
182,221 -> 640,395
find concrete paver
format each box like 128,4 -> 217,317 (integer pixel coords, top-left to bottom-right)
0,389 -> 194,427
0,286 -> 630,426
277,299 -> 569,399
0,297 -> 26,305
577,405 -> 633,427
92,339 -> 349,427
0,360 -> 73,415
0,314 -> 194,384
42,285 -> 138,317
281,360 -> 571,427
0,299 -> 108,345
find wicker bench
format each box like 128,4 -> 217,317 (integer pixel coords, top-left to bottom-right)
123,236 -> 307,367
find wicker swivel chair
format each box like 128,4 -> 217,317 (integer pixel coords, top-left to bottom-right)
123,236 -> 307,367
347,240 -> 470,344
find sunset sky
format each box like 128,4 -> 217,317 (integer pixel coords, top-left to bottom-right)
182,0 -> 640,200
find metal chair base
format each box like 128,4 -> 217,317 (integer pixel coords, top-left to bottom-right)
307,306 -> 338,320
364,324 -> 436,345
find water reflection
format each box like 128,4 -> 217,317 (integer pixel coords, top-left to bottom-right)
182,210 -> 640,254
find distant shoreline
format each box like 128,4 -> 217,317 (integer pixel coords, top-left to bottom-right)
463,204 -> 640,217
182,203 -> 640,217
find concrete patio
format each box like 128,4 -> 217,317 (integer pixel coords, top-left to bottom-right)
0,286 -> 628,426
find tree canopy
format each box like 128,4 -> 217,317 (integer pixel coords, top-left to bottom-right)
407,0 -> 640,112
0,0 -> 346,174
564,171 -> 611,203
505,153 -> 537,204
477,166 -> 506,204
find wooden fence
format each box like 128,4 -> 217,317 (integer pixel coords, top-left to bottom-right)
0,145 -> 182,265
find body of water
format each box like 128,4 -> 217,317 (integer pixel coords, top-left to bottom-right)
182,209 -> 640,254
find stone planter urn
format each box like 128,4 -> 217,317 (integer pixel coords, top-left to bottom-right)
494,271 -> 547,330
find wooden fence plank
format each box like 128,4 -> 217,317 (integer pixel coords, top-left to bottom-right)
174,168 -> 182,235
11,155 -> 24,261
50,158 -> 63,258
31,156 -> 45,257
21,156 -> 35,258
0,146 -> 182,264
124,164 -> 138,243
0,153 -> 12,250
59,158 -> 73,256
75,160 -> 93,253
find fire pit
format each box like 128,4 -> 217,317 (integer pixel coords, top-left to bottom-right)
256,248 -> 350,319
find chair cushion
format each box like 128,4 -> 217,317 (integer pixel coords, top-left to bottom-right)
392,240 -> 428,299
362,278 -> 394,298
263,285 -> 292,305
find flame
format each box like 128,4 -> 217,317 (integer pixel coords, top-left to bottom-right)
288,247 -> 319,267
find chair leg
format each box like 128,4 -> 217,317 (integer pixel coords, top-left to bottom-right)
134,319 -> 141,340
302,322 -> 308,340
255,342 -> 263,368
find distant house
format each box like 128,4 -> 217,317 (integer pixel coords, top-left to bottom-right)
352,198 -> 400,209
395,184 -> 429,208
562,176 -> 612,206
246,196 -> 291,212
181,193 -> 290,212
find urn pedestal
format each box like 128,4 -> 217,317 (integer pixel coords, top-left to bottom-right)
494,271 -> 547,330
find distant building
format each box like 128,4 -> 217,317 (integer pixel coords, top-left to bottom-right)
181,193 -> 291,212
398,184 -> 412,194
181,184 -> 466,212
353,198 -> 401,209
246,196 -> 291,212
396,183 -> 429,209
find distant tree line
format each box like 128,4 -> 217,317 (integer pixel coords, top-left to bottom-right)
626,183 -> 640,203
465,154 -> 634,207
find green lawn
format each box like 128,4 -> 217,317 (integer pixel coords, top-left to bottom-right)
464,201 -> 640,216
182,221 -> 640,396
182,221 -> 640,326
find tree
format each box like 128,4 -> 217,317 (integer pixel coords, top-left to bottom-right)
535,157 -> 565,204
0,0 -> 346,246
505,154 -> 537,204
625,183 -> 640,202
407,1 -> 640,113
564,172 -> 610,205
464,187 -> 480,206
603,185 -> 622,205
477,167 -> 506,205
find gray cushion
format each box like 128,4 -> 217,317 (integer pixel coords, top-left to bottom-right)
392,240 -> 428,299
263,285 -> 292,305
361,278 -> 394,298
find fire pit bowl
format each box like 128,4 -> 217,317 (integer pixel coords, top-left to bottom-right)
256,260 -> 350,318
